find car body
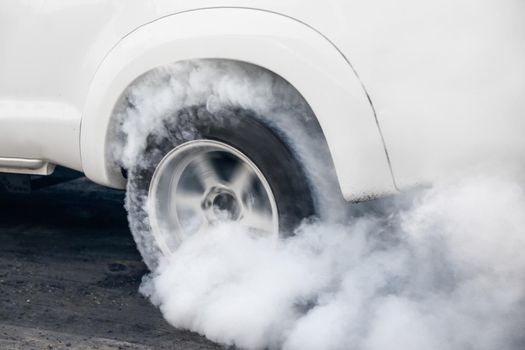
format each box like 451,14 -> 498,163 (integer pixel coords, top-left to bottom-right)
1,0 -> 524,201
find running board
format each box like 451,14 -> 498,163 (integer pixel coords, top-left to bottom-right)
0,157 -> 55,175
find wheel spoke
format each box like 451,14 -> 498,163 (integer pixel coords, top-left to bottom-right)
191,153 -> 221,191
171,189 -> 209,236
229,163 -> 254,197
174,190 -> 203,213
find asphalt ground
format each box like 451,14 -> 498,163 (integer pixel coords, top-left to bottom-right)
0,175 -> 222,350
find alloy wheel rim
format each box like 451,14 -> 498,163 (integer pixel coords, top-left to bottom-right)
148,140 -> 279,255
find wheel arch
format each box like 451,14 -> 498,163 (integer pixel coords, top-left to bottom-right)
80,7 -> 396,201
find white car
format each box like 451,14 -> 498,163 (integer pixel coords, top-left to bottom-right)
1,1 -> 524,268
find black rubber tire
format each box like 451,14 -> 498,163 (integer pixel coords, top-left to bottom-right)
125,105 -> 316,269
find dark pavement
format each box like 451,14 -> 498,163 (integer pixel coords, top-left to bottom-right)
0,176 -> 221,350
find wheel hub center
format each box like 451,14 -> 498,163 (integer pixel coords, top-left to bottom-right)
203,187 -> 241,223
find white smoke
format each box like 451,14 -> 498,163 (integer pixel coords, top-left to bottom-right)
141,175 -> 525,350
109,59 -> 525,349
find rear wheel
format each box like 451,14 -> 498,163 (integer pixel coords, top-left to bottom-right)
126,106 -> 315,269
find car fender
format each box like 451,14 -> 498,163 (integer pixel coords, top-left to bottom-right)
80,7 -> 396,200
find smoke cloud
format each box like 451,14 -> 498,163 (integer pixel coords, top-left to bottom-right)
110,60 -> 525,349
141,176 -> 525,350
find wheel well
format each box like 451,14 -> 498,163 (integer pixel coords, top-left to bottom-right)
108,59 -> 337,191
106,59 -> 348,219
